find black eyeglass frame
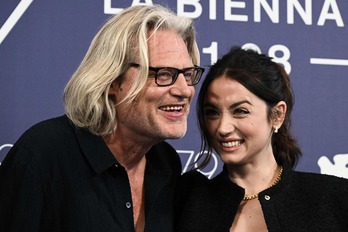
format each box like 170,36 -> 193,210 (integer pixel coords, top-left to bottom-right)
130,63 -> 205,87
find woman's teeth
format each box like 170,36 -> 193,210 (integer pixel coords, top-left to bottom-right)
222,140 -> 242,147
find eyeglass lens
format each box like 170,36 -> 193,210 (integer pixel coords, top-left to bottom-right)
152,67 -> 203,86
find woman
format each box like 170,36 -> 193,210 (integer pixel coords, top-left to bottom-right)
176,47 -> 348,232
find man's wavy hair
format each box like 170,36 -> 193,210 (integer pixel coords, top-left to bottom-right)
63,4 -> 200,135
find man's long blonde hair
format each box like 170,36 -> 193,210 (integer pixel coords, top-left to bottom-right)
63,4 -> 200,135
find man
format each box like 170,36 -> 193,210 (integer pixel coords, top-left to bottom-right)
0,5 -> 204,232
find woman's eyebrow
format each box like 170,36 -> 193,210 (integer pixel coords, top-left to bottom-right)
229,100 -> 252,109
204,100 -> 252,109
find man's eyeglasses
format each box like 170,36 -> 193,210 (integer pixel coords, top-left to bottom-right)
130,63 -> 205,87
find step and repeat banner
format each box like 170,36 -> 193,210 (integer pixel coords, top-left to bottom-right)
1,0 -> 348,178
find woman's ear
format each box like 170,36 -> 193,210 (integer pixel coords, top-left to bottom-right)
272,101 -> 287,131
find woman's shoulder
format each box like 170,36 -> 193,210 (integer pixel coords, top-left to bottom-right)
175,170 -> 210,206
179,170 -> 209,190
293,171 -> 348,183
291,171 -> 348,194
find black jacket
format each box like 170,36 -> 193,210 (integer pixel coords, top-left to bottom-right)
0,115 -> 182,232
177,160 -> 348,232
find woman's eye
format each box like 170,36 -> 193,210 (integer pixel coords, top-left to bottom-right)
233,108 -> 249,117
204,109 -> 219,118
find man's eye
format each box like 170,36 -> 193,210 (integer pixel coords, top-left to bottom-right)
148,71 -> 156,78
184,71 -> 194,78
157,71 -> 173,80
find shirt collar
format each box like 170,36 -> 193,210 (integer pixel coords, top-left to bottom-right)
73,126 -> 172,176
74,126 -> 117,174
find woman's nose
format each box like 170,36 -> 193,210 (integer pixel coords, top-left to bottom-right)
217,114 -> 235,136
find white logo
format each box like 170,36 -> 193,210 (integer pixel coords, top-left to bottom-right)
0,0 -> 33,45
177,150 -> 219,179
103,0 -> 153,14
318,153 -> 348,179
0,144 -> 13,165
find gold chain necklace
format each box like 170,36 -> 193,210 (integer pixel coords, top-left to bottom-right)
242,165 -> 283,201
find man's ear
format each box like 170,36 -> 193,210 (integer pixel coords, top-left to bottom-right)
109,80 -> 123,95
272,101 -> 287,130
108,80 -> 123,104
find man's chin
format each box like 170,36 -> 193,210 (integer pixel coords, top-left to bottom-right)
165,129 -> 187,140
157,123 -> 187,139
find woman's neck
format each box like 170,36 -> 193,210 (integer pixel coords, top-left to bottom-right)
227,158 -> 279,195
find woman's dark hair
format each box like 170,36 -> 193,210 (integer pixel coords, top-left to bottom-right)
196,47 -> 301,169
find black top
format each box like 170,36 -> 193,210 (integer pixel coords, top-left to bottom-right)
177,160 -> 348,232
0,115 -> 182,232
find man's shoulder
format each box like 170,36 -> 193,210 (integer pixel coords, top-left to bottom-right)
153,141 -> 176,151
151,141 -> 179,159
17,115 -> 72,144
1,115 -> 76,171
29,115 -> 71,131
148,141 -> 182,173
